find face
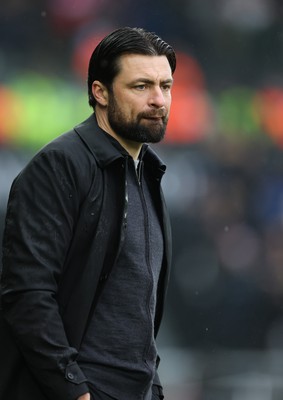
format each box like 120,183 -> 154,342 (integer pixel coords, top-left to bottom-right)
107,54 -> 173,144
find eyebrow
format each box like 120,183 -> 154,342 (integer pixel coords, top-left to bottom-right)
131,78 -> 174,85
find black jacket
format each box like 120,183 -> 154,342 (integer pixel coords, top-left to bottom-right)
0,114 -> 172,400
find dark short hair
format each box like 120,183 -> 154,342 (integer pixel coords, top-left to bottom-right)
87,27 -> 176,109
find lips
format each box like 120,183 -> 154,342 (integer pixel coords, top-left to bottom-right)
142,117 -> 165,126
141,113 -> 166,119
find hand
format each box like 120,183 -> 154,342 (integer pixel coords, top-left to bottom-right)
77,393 -> 91,400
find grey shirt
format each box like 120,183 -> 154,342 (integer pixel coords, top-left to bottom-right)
78,157 -> 164,400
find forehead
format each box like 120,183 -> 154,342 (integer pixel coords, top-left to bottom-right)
116,54 -> 172,82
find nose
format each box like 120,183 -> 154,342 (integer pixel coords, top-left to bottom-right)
149,86 -> 166,108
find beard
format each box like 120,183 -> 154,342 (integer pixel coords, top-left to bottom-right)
107,93 -> 168,144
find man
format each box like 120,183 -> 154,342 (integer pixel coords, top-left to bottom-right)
0,27 -> 176,400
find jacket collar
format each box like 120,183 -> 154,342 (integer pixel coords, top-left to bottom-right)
74,113 -> 123,168
74,113 -> 167,178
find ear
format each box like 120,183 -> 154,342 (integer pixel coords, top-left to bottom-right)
92,80 -> 109,106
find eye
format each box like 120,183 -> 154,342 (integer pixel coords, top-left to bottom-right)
134,84 -> 147,91
162,84 -> 172,91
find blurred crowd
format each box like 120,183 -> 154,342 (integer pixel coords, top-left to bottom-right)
160,138 -> 283,350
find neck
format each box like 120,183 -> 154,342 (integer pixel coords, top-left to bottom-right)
95,110 -> 142,160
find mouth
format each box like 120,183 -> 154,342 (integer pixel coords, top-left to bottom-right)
140,110 -> 167,119
141,114 -> 166,121
141,117 -> 165,126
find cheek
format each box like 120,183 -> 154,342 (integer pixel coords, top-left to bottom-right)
124,105 -> 136,120
166,91 -> 172,104
168,94 -> 173,109
118,94 -> 145,119
165,97 -> 172,114
128,103 -> 142,119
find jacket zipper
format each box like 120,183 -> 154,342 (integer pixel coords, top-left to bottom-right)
115,158 -> 129,260
135,161 -> 155,364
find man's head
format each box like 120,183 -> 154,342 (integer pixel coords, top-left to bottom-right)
88,27 -> 176,149
87,27 -> 176,109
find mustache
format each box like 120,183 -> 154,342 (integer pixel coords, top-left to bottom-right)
139,110 -> 167,119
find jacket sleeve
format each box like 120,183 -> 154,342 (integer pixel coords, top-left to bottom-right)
1,149 -> 90,400
152,383 -> 164,399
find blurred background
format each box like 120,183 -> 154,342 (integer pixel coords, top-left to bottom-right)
2,0 -> 283,399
